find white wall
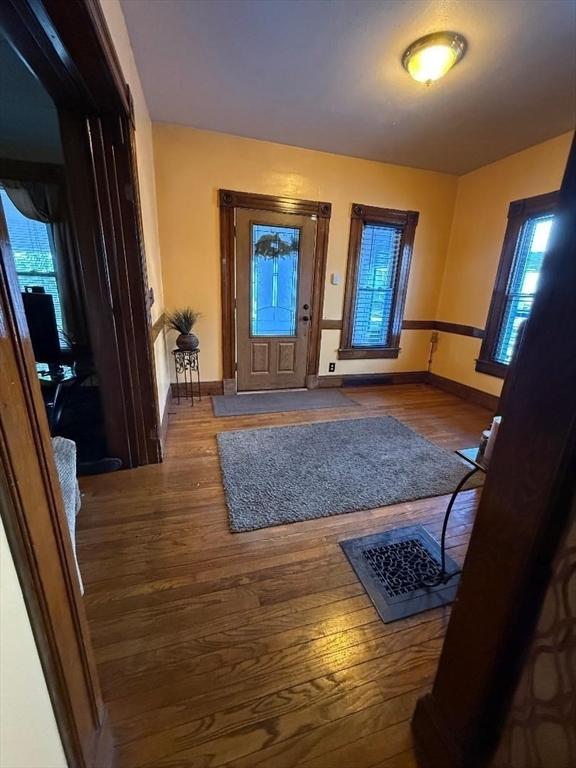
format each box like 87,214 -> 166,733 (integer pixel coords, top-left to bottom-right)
98,0 -> 171,417
0,516 -> 67,768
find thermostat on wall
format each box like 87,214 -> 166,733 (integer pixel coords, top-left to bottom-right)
330,273 -> 341,286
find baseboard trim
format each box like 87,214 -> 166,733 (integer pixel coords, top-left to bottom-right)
170,380 -> 224,398
428,373 -> 499,412
318,372 -> 428,388
317,371 -> 499,411
165,373 -> 497,411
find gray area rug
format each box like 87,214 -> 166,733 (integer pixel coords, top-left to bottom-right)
217,416 -> 483,532
212,388 -> 356,417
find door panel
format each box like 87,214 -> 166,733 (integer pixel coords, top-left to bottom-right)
236,210 -> 316,390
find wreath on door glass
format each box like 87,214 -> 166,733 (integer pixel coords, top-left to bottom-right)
254,233 -> 299,259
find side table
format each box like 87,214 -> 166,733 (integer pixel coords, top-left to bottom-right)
172,348 -> 201,405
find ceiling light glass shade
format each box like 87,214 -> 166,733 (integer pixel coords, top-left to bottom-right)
402,32 -> 467,84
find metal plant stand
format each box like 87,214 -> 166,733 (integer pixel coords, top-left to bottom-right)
172,348 -> 201,406
421,447 -> 487,587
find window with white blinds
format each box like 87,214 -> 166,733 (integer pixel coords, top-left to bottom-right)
494,214 -> 554,365
0,187 -> 63,330
339,204 -> 418,360
351,223 -> 403,348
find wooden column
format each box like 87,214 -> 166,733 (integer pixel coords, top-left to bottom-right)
412,134 -> 576,766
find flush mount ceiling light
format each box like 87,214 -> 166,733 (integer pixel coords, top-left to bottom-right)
402,31 -> 467,85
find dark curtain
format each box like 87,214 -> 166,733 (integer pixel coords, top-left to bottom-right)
1,179 -> 88,344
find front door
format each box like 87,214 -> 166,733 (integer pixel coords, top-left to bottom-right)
236,209 -> 316,391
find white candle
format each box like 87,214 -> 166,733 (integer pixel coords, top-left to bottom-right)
484,416 -> 502,464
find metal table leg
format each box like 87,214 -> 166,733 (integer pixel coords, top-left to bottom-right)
421,466 -> 480,587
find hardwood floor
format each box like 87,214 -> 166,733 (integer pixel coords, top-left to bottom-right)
77,384 -> 490,768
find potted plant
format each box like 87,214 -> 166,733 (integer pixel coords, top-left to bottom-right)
165,307 -> 201,350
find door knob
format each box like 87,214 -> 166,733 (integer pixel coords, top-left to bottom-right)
301,315 -> 310,322
303,303 -> 309,310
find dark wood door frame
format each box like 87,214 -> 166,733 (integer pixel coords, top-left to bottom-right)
1,206 -> 112,767
219,189 -> 331,394
412,133 -> 576,766
0,1 -> 163,765
0,0 -> 161,467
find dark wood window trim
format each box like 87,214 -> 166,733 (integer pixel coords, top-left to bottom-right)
476,190 -> 559,379
219,189 -> 331,392
339,203 -> 419,360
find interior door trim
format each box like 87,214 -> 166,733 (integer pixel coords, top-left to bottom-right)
219,189 -> 332,393
0,0 -> 162,467
0,1 -> 164,765
1,202 -> 112,767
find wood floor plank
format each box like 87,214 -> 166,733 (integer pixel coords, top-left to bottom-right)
107,620 -> 445,726
76,383 -> 489,767
298,719 -> 412,768
92,584 -> 370,664
140,688 -> 425,768
101,609 -> 446,702
116,641 -> 441,764
222,693 -> 421,768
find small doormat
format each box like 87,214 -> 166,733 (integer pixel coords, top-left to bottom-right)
212,388 -> 356,417
217,416 -> 483,532
340,525 -> 461,622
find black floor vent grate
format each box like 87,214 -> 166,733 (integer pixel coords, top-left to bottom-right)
340,525 -> 460,623
363,538 -> 443,598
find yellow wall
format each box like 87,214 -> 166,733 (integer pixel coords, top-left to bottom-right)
153,123 -> 458,381
431,132 -> 573,395
153,121 -> 571,391
0,518 -> 67,768
99,0 -> 170,413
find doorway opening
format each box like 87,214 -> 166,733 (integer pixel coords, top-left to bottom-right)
0,4 -> 161,470
0,39 -> 112,473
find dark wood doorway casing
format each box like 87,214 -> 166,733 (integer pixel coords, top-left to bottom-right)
0,0 -> 161,468
1,205 -> 111,766
219,189 -> 331,394
412,133 -> 576,766
0,1 -> 165,766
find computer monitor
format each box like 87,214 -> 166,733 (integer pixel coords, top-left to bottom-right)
21,288 -> 61,363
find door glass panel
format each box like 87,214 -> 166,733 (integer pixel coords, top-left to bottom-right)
250,224 -> 300,336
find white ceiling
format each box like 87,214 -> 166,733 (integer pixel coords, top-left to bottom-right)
121,0 -> 576,174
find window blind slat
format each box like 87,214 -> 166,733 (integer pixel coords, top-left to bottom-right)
0,188 -> 63,331
351,223 -> 402,348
